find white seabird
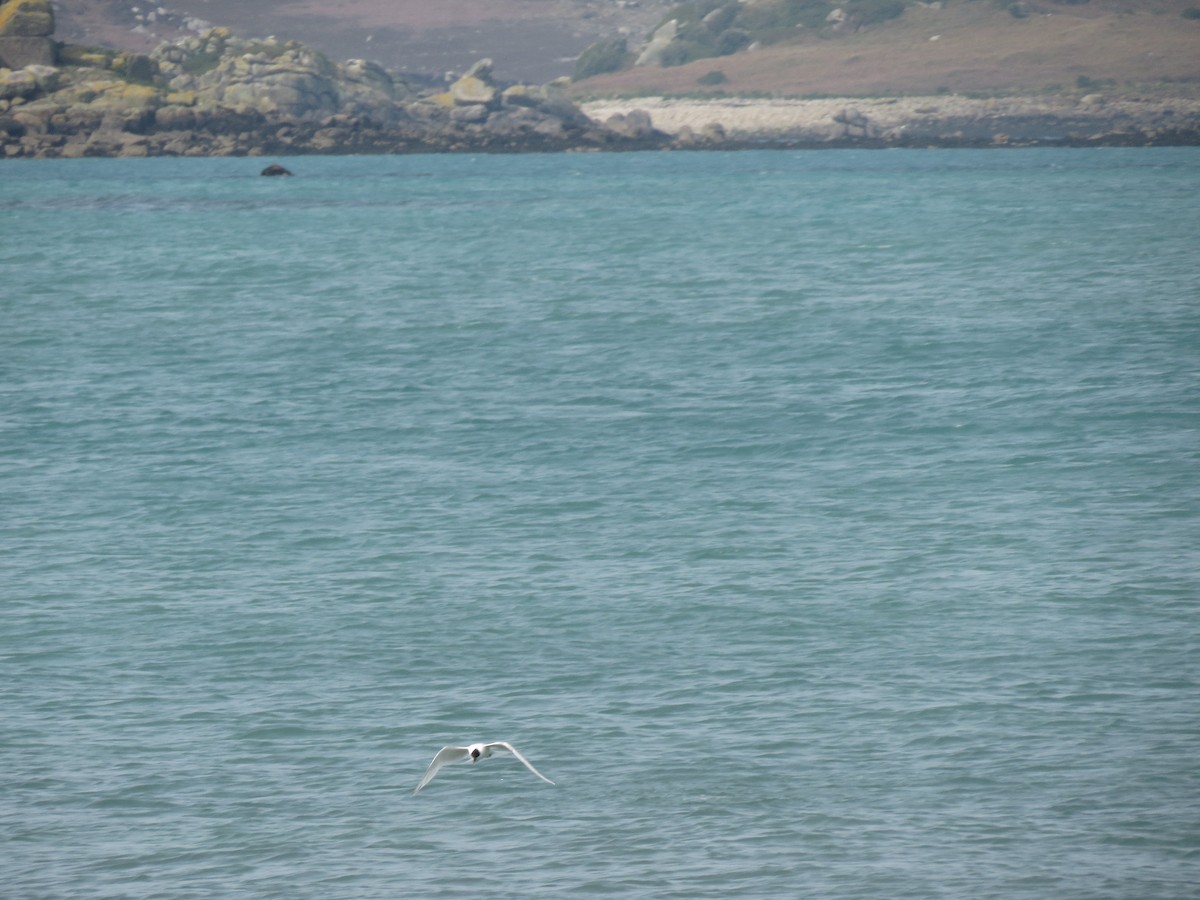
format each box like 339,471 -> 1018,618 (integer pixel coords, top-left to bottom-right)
413,741 -> 555,794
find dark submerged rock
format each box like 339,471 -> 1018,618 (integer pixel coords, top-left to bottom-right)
260,162 -> 293,176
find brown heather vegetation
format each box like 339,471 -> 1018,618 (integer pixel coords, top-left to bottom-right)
573,1 -> 1200,98
50,0 -> 1200,98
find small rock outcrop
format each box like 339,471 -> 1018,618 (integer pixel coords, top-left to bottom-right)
447,58 -> 498,107
833,107 -> 874,139
604,109 -> 660,141
260,162 -> 292,176
151,29 -> 388,121
634,20 -> 679,67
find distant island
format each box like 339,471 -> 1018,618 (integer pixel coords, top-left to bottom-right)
2,0 -> 1198,157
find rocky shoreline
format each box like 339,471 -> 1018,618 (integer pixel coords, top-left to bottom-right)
2,0 -> 1198,159
581,95 -> 1200,149
0,19 -> 668,159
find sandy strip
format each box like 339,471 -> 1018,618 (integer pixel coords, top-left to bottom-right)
581,95 -> 1200,139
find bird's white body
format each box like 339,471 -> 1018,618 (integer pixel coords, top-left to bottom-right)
413,741 -> 555,794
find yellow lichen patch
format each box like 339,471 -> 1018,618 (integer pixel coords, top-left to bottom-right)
449,74 -> 495,106
59,80 -> 160,108
57,45 -> 115,69
166,90 -> 197,106
428,91 -> 455,109
501,84 -> 534,103
49,74 -> 118,103
106,83 -> 159,106
0,0 -> 55,37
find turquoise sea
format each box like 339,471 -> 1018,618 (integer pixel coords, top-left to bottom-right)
2,149 -> 1198,898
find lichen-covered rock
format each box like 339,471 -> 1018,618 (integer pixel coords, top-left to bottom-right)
217,69 -> 337,118
499,84 -> 537,108
449,102 -> 488,124
57,45 -> 114,68
151,26 -> 236,85
54,76 -> 160,111
635,20 -> 678,67
0,26 -> 670,157
163,34 -> 343,119
450,78 -> 495,107
0,0 -> 54,38
448,59 -> 499,107
340,59 -> 394,98
605,109 -> 657,140
483,105 -> 540,136
674,120 -> 728,147
0,65 -> 37,100
23,60 -> 54,87
534,81 -> 591,127
0,35 -> 54,68
336,58 -> 401,120
111,52 -> 158,84
153,103 -> 195,130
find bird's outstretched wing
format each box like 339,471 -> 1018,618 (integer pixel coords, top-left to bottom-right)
414,745 -> 470,794
486,741 -> 555,785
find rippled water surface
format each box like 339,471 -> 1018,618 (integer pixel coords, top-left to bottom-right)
3,149 -> 1199,897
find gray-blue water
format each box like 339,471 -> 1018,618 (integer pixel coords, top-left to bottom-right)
2,149 -> 1198,898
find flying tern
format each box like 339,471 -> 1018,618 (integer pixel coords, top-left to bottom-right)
413,741 -> 555,794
